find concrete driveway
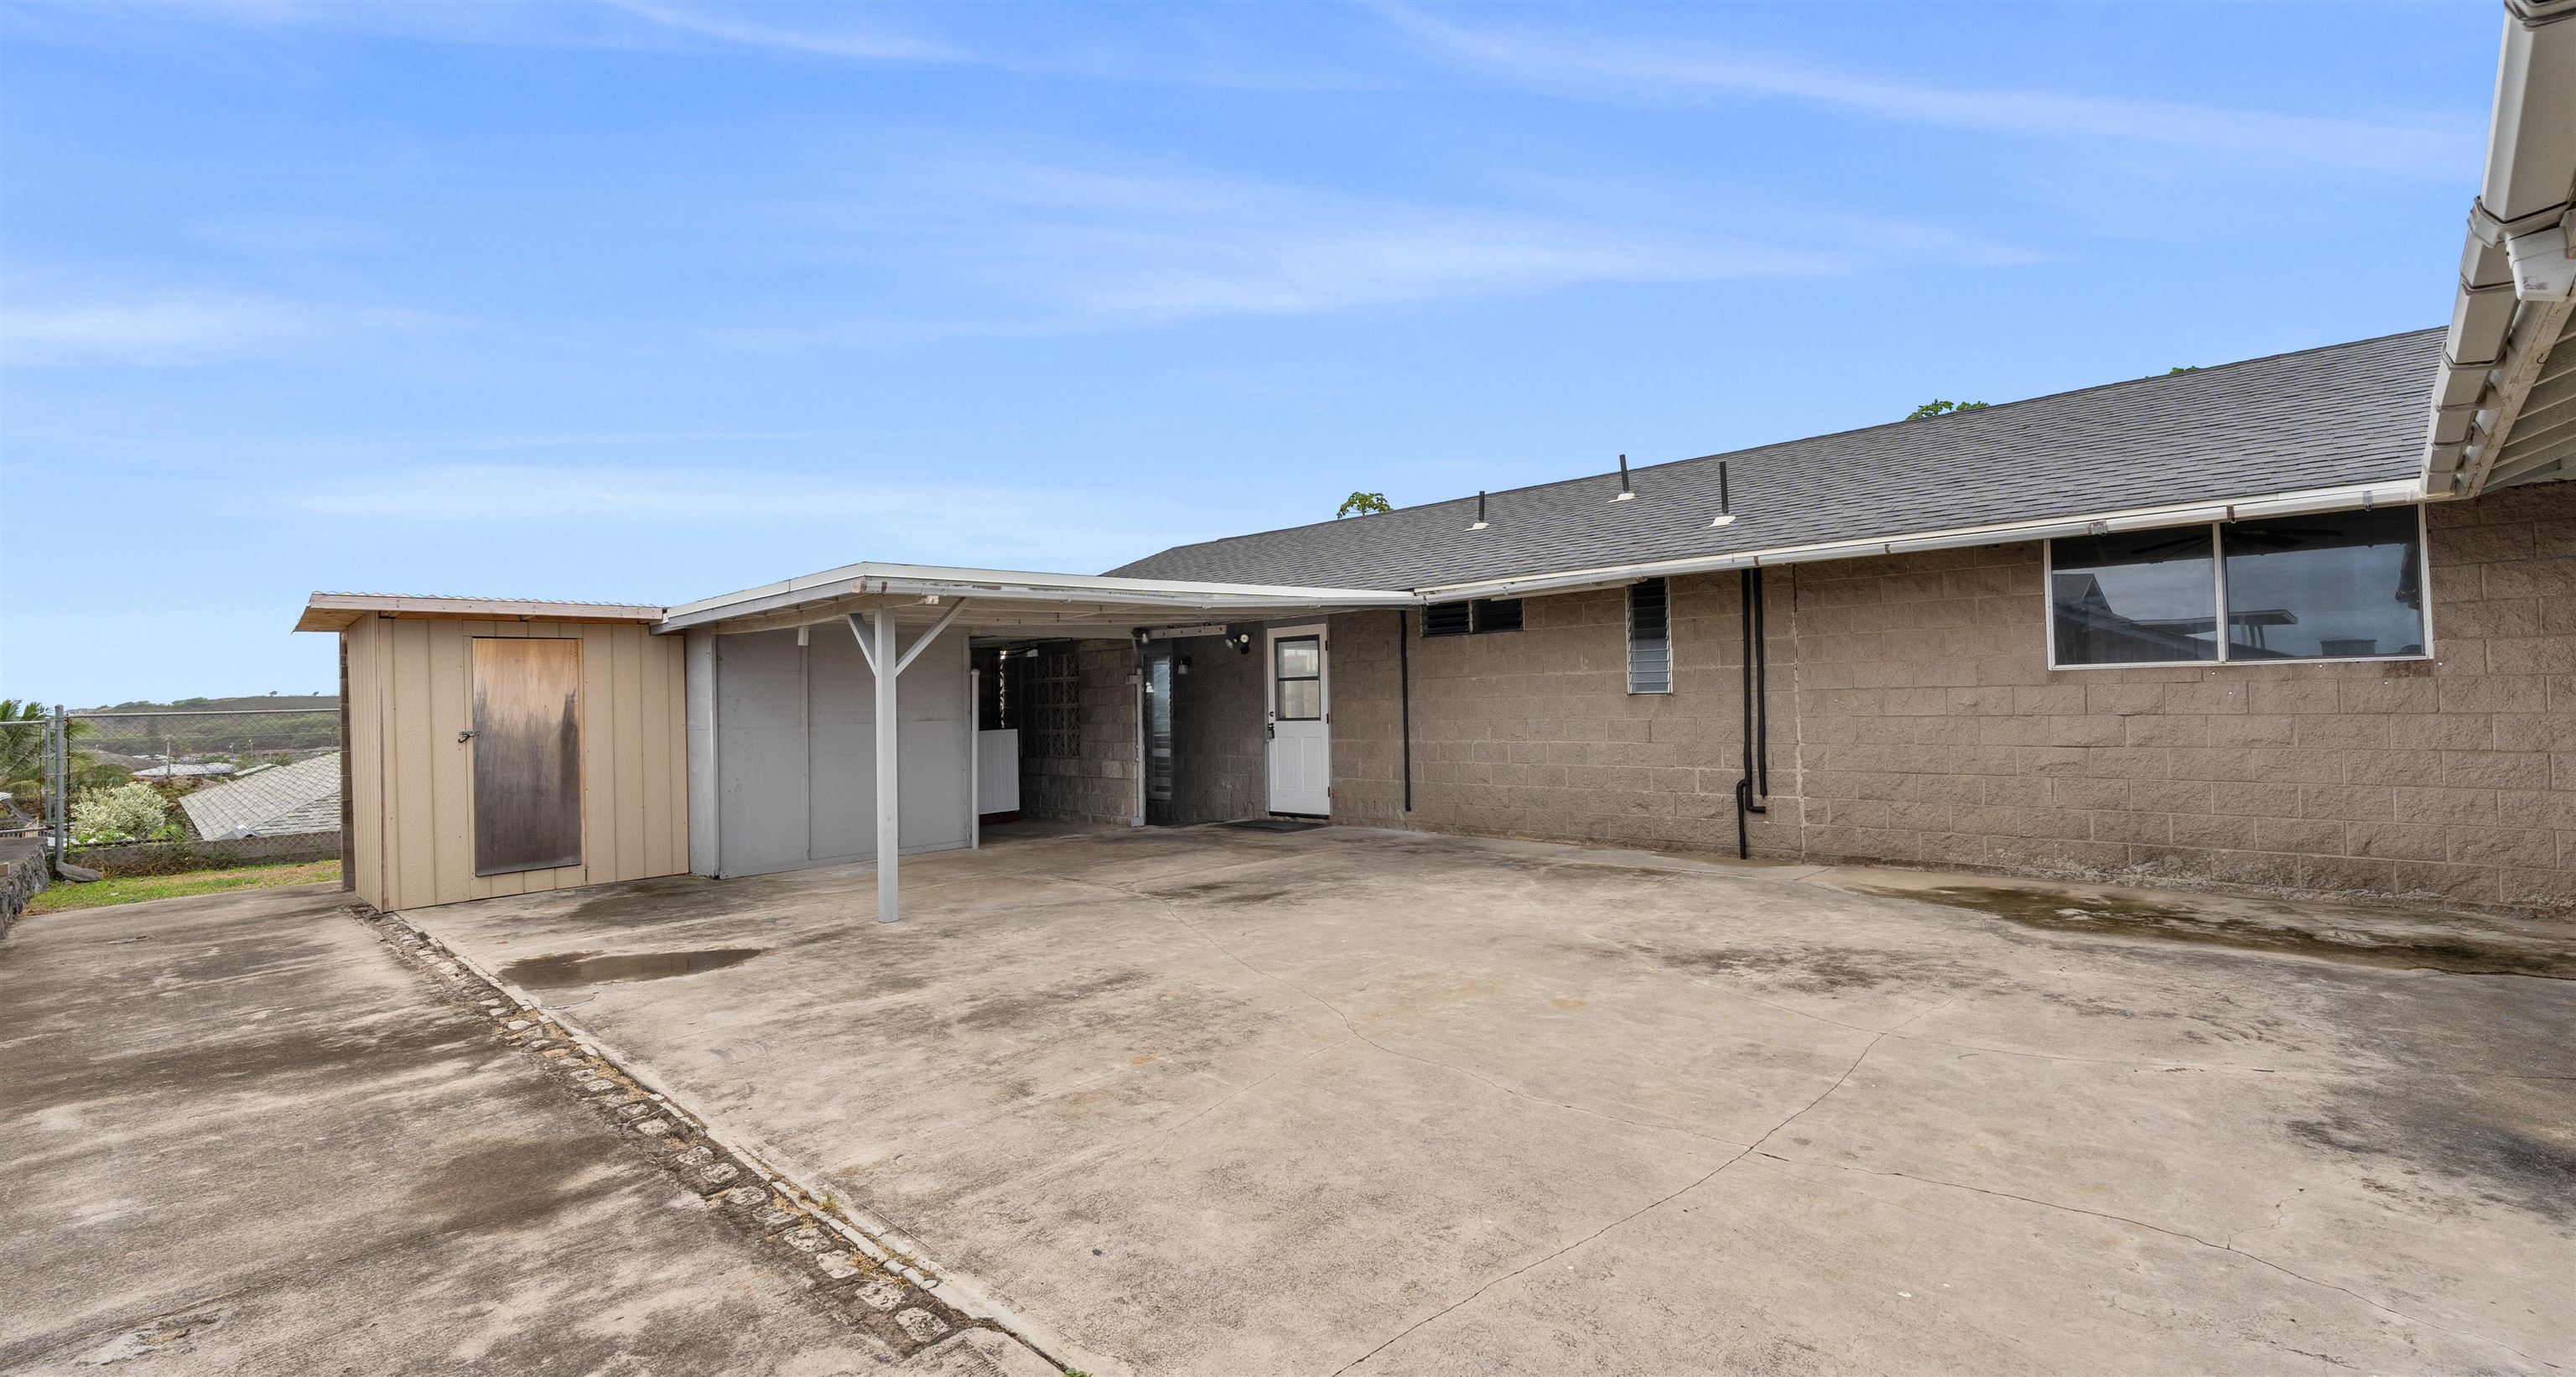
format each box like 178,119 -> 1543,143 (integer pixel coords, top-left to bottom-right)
0,883 -> 1046,1376
411,824 -> 2576,1375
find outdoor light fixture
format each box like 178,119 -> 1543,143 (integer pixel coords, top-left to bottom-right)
1230,629 -> 1254,654
1177,656 -> 1192,676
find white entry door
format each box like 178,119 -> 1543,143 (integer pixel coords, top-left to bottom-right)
1265,625 -> 1331,816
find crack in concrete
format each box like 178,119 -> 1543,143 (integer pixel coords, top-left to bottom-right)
1088,874 -> 1758,1154
876,1059 -> 1156,1169
1581,924 -> 2567,1083
2226,1187 -> 2303,1251
1328,1031 -> 1891,1376
945,1033 -> 1360,1207
1750,1151 -> 2561,1372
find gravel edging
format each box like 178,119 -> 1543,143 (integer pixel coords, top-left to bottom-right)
349,902 -> 1069,1370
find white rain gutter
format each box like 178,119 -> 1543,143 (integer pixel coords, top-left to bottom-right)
2423,0 -> 2576,498
1414,475 -> 2427,602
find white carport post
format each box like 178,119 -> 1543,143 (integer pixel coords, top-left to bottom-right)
847,599 -> 969,923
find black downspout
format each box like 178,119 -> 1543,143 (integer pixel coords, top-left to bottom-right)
1736,566 -> 1769,860
1753,564 -> 1770,798
1398,610 -> 1414,814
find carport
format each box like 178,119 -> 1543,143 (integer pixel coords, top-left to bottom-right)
657,563 -> 1418,921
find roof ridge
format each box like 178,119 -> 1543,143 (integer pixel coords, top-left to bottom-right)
1109,326 -> 2443,569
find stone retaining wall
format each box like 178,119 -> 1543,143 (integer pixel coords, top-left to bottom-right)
1,837 -> 48,938
71,831 -> 341,878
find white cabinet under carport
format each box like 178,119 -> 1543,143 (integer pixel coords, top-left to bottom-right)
686,612 -> 974,912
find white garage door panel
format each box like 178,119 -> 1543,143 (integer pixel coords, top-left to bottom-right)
713,625 -> 971,876
717,629 -> 811,877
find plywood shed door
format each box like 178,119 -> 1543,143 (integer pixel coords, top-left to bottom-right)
470,637 -> 584,876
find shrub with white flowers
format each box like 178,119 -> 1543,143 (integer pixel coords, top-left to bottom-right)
72,782 -> 174,844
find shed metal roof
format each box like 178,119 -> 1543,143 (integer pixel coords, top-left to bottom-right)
1108,329 -> 2445,593
293,592 -> 669,633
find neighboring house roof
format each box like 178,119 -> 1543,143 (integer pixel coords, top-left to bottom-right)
179,752 -> 341,840
1109,329 -> 2444,595
137,762 -> 236,779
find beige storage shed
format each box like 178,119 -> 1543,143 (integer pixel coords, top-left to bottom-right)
296,594 -> 689,912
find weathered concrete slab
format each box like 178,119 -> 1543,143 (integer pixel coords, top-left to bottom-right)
0,883 -> 1054,1376
413,824 -> 2576,1375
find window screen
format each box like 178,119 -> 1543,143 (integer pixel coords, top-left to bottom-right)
1628,579 -> 1671,694
2048,508 -> 2428,668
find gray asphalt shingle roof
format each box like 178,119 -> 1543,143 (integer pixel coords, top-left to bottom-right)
179,751 -> 341,839
1106,328 -> 2443,591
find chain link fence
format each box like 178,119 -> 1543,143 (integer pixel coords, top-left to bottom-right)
13,705 -> 348,878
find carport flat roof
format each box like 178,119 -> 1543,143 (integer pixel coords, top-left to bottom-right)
657,559 -> 1421,637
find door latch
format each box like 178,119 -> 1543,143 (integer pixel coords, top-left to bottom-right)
456,729 -> 476,744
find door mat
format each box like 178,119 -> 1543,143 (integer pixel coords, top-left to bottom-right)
1227,818 -> 1323,833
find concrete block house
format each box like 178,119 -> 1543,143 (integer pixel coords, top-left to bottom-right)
1076,329 -> 2576,913
305,1 -> 2576,918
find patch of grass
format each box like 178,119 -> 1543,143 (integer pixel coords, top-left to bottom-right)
27,859 -> 340,914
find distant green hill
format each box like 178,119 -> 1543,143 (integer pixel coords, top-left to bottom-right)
72,695 -> 341,758
79,694 -> 338,714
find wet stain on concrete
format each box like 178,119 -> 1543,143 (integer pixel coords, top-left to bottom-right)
952,969 -> 1154,1030
501,948 -> 763,988
406,1136 -> 615,1234
18,1016 -> 481,1101
2288,1096 -> 2576,1224
1152,879 -> 1294,907
1643,943 -> 1986,995
563,875 -> 797,928
1859,885 -> 2576,979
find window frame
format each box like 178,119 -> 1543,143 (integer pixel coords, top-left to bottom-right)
1421,600 -> 1472,637
1421,598 -> 1524,637
2040,507 -> 2434,672
1271,633 -> 1325,720
1626,577 -> 1673,694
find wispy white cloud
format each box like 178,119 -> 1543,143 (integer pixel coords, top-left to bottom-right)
601,1 -> 964,65
721,154 -> 2029,343
1,288 -> 436,366
597,0 -> 1392,92
1376,6 -> 2478,176
282,463 -> 1197,571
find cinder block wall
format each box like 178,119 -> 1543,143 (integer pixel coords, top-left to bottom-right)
1322,611 -> 1407,826
1336,576 -> 1800,855
1041,482 -> 2570,912
1790,481 -> 2575,910
1020,640 -> 1142,825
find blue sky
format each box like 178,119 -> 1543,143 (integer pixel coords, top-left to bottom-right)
0,2 -> 2498,705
